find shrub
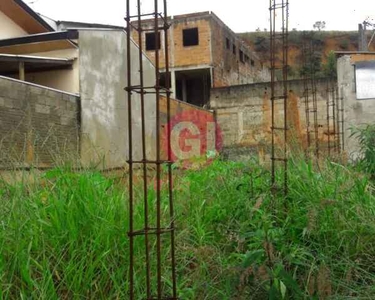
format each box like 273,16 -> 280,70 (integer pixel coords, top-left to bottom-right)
323,50 -> 337,78
339,39 -> 349,50
351,124 -> 375,178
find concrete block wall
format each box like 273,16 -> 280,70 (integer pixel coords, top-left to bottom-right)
0,76 -> 80,168
159,96 -> 214,122
210,78 -> 333,151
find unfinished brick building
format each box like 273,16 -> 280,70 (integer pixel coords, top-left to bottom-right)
131,11 -> 270,107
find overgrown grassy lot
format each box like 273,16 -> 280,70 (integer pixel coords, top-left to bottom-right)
1,156 -> 375,299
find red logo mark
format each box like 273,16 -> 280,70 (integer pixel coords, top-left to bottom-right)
161,110 -> 223,163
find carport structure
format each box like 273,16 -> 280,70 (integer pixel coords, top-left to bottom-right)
0,53 -> 73,81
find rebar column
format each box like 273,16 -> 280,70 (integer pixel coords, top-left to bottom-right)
125,0 -> 178,299
163,1 -> 178,297
332,83 -> 339,154
326,82 -> 332,156
307,39 -> 320,158
326,80 -> 338,156
302,37 -> 311,151
338,88 -> 345,152
269,0 -> 289,196
302,36 -> 320,158
125,2 -> 134,299
335,86 -> 341,153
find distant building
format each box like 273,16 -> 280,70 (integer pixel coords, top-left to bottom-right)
336,51 -> 375,157
0,0 -> 54,40
131,11 -> 270,106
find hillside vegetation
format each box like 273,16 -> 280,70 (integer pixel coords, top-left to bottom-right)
240,30 -> 375,78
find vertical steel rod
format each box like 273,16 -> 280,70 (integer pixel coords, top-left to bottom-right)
335,86 -> 341,153
269,0 -> 275,187
153,1 -> 163,298
283,0 -> 289,195
309,40 -> 319,158
302,38 -> 311,151
163,0 -> 178,297
270,0 -> 289,196
331,78 -> 338,153
125,2 -> 134,299
326,82 -> 331,156
136,0 -> 152,297
339,89 -> 345,152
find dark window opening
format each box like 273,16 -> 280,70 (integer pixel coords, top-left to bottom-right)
146,32 -> 161,51
239,50 -> 245,63
251,59 -> 255,66
244,54 -> 249,63
226,38 -> 230,50
233,44 -> 236,56
175,70 -> 211,107
183,28 -> 199,46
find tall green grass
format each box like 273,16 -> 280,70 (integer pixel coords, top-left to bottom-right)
1,158 -> 375,299
351,124 -> 375,179
0,169 -> 129,299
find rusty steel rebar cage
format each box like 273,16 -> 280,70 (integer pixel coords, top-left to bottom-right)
333,84 -> 341,154
326,80 -> 338,156
269,0 -> 289,196
338,89 -> 345,152
125,0 -> 178,299
325,82 -> 332,156
302,36 -> 320,158
335,86 -> 342,153
309,40 -> 320,158
302,37 -> 311,151
333,85 -> 340,153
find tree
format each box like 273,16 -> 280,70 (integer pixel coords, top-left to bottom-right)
313,21 -> 326,31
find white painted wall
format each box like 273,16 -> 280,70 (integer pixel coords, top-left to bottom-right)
0,10 -> 27,39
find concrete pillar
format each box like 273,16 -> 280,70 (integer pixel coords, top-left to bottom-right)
19,62 -> 25,81
182,76 -> 187,102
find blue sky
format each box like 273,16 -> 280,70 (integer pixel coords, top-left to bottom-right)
28,0 -> 374,32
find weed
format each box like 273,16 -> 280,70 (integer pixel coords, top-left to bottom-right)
1,158 -> 375,299
351,124 -> 375,179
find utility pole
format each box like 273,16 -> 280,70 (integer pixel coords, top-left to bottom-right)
358,23 -> 368,51
359,20 -> 375,51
